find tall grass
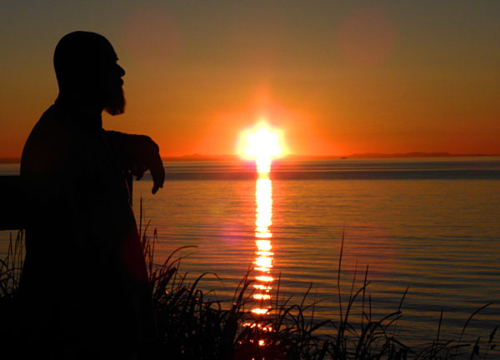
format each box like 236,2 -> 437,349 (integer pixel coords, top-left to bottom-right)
0,229 -> 24,357
136,215 -> 497,359
0,230 -> 24,299
0,218 -> 497,359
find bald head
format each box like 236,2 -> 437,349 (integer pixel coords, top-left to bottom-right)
54,31 -> 126,115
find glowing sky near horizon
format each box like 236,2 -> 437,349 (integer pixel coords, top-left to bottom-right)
1,1 -> 499,158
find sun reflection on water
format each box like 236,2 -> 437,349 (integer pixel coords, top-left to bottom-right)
239,121 -> 283,339
251,176 -> 274,315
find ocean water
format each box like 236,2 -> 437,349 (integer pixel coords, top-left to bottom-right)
1,157 -> 499,350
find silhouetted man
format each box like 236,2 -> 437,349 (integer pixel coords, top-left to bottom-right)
18,31 -> 164,359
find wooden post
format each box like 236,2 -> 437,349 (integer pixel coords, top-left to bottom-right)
126,171 -> 133,205
0,176 -> 25,231
0,173 -> 135,231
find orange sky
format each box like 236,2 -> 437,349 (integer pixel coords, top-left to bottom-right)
1,1 -> 500,158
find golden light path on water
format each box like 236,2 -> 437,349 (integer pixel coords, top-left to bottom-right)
242,172 -> 275,346
252,175 -> 274,313
239,120 -> 285,345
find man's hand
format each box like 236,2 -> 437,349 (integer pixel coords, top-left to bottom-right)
148,141 -> 165,194
128,135 -> 165,194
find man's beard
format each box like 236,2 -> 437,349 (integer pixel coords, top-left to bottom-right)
104,86 -> 126,116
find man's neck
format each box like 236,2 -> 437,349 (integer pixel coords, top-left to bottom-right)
55,93 -> 104,131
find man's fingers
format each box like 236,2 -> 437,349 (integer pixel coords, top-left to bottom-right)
150,159 -> 165,195
151,174 -> 164,194
128,135 -> 164,194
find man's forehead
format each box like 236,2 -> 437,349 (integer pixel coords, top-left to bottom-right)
100,43 -> 118,62
88,34 -> 117,62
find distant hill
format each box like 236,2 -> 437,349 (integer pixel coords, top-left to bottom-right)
347,152 -> 454,158
162,154 -> 240,161
160,152 -> 497,162
340,152 -> 495,159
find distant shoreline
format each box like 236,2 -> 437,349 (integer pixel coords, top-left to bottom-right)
162,152 -> 500,162
0,158 -> 21,164
1,152 -> 499,164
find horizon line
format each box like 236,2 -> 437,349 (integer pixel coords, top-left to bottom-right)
1,151 -> 499,164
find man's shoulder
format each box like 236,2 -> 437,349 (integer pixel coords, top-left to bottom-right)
21,105 -> 76,175
37,104 -> 69,128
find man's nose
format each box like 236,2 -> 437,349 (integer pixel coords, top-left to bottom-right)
117,64 -> 125,77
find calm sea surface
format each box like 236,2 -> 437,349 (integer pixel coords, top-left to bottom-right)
1,157 -> 499,349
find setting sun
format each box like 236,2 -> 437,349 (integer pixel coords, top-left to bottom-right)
238,120 -> 287,173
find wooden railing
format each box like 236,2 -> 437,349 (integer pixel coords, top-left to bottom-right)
0,176 -> 25,231
0,173 -> 133,231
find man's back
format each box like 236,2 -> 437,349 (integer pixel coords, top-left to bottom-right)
20,92 -> 155,359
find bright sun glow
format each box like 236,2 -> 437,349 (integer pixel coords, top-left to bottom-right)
238,120 -> 286,173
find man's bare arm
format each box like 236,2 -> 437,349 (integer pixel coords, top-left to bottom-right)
104,131 -> 165,194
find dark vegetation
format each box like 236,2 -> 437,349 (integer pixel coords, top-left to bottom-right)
1,218 -> 497,359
